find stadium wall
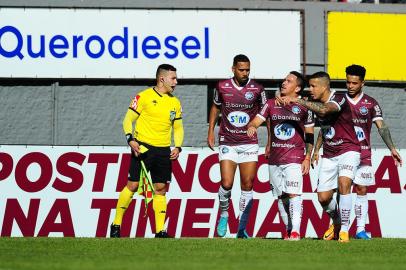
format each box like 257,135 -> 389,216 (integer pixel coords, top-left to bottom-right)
0,145 -> 405,238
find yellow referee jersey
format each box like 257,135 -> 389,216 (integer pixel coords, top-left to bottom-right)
123,87 -> 184,147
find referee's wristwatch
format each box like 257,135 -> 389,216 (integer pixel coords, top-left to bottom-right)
175,147 -> 182,153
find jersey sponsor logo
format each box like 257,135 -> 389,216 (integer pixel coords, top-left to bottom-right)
274,123 -> 295,140
227,111 -> 250,127
354,126 -> 366,142
292,105 -> 301,114
245,91 -> 254,100
323,127 -> 335,139
359,106 -> 368,115
130,95 -> 140,110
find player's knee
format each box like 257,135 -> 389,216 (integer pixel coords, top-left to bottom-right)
317,194 -> 330,206
221,180 -> 233,190
355,184 -> 367,195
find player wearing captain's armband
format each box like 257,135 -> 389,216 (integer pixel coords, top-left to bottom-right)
207,54 -> 266,238
247,71 -> 314,241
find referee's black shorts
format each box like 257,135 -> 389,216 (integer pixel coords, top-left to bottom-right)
128,141 -> 172,184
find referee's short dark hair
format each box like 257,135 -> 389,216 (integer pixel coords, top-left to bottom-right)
233,54 -> 250,66
290,71 -> 305,93
346,64 -> 366,81
156,64 -> 177,78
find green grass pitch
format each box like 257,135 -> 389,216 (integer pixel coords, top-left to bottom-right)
1,238 -> 406,270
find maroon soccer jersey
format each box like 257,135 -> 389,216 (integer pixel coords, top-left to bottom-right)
214,78 -> 266,145
259,98 -> 314,165
347,92 -> 383,166
318,91 -> 361,158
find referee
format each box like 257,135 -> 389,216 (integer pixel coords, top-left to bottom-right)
110,64 -> 184,238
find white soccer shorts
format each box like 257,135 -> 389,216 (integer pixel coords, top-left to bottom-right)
218,144 -> 259,163
317,151 -> 360,192
353,165 -> 375,186
269,163 -> 303,197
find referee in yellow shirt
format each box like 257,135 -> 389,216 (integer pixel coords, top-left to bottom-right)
110,64 -> 184,238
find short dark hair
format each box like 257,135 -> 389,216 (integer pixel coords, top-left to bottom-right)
289,71 -> 305,93
156,64 -> 176,78
233,54 -> 250,66
346,64 -> 366,81
308,71 -> 330,81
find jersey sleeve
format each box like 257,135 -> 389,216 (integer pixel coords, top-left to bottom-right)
213,83 -> 222,105
174,98 -> 183,120
328,93 -> 346,111
257,100 -> 270,121
304,109 -> 315,127
372,100 -> 384,122
129,93 -> 145,115
259,85 -> 267,108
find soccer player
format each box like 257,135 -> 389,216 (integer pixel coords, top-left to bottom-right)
247,71 -> 314,240
110,64 -> 184,238
280,71 -> 360,243
344,64 -> 402,239
207,54 -> 267,238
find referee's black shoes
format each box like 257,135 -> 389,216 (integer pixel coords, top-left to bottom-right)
110,224 -> 121,238
155,230 -> 172,238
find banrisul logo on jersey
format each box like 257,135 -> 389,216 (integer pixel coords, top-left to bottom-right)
354,126 -> 366,141
274,123 -> 295,140
228,111 -> 250,127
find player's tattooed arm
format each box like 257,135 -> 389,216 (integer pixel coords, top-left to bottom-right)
295,99 -> 339,117
376,120 -> 403,167
376,121 -> 396,150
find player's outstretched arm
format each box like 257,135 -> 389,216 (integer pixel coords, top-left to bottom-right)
295,99 -> 339,117
375,120 -> 403,167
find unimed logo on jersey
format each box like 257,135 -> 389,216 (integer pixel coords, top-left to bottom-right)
354,126 -> 366,141
274,123 -> 295,140
227,111 -> 250,127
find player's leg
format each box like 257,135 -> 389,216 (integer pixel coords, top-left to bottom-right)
337,151 -> 360,243
284,164 -> 304,240
236,144 -> 259,238
110,152 -> 140,238
353,165 -> 374,240
217,159 -> 237,237
269,165 -> 291,239
217,145 -> 238,237
153,183 -> 169,238
237,161 -> 257,238
151,146 -> 172,238
317,156 -> 340,240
